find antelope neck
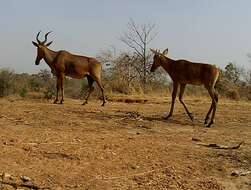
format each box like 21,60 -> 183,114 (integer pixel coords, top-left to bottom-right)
43,47 -> 57,66
159,55 -> 173,71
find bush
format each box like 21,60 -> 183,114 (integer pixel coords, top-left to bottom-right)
40,74 -> 56,100
216,77 -> 240,100
239,85 -> 251,100
0,69 -> 14,97
19,87 -> 28,98
228,89 -> 240,100
44,89 -> 55,99
29,77 -> 42,92
64,78 -> 86,99
0,66 -> 250,101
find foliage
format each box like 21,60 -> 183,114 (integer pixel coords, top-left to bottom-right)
44,88 -> 55,99
0,64 -> 250,101
19,87 -> 28,98
0,69 -> 14,97
29,75 -> 42,92
1,19 -> 251,101
120,19 -> 157,91
244,69 -> 251,85
38,69 -> 52,82
99,47 -> 168,95
223,62 -> 244,84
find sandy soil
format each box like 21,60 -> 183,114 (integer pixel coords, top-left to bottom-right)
0,95 -> 250,190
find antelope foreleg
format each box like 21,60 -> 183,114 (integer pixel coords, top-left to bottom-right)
204,103 -> 213,125
82,76 -> 95,105
205,88 -> 218,127
92,75 -> 106,106
82,87 -> 94,105
165,82 -> 178,119
179,84 -> 194,121
54,78 -> 60,104
59,74 -> 64,104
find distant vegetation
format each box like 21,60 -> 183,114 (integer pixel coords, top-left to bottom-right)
0,20 -> 250,101
0,60 -> 250,101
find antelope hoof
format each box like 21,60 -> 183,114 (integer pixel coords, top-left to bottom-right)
59,100 -> 64,104
164,115 -> 172,120
82,101 -> 88,105
189,113 -> 194,121
205,121 -> 214,128
53,99 -> 58,104
101,102 -> 105,107
204,117 -> 210,125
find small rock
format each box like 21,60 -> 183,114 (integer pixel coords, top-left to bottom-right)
137,125 -> 150,129
131,165 -> 140,170
244,181 -> 251,186
24,121 -> 31,125
20,175 -> 31,182
231,170 -> 251,177
2,172 -> 12,179
73,138 -> 82,142
192,137 -> 201,142
22,146 -> 31,151
231,172 -> 238,177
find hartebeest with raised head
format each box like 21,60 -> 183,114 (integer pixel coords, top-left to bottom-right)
150,48 -> 219,127
32,31 -> 106,106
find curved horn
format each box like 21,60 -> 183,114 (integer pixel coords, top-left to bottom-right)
43,31 -> 52,44
36,31 -> 42,44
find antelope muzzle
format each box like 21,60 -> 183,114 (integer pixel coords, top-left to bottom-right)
35,57 -> 41,65
150,65 -> 155,72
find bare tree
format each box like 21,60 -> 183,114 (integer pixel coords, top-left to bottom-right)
97,46 -> 117,67
38,69 -> 52,82
224,62 -> 245,84
120,19 -> 157,91
114,53 -> 139,88
244,69 -> 251,85
247,53 -> 251,63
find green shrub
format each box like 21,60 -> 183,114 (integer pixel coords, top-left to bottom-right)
19,87 -> 28,98
29,78 -> 41,92
0,69 -> 14,97
44,89 -> 55,99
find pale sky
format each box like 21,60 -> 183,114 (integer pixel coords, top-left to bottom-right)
1,0 -> 251,73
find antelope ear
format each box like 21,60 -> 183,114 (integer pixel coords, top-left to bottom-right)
46,41 -> 53,47
150,48 -> 157,54
32,41 -> 38,47
162,48 -> 168,55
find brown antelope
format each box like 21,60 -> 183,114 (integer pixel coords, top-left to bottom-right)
150,48 -> 219,127
32,31 -> 106,106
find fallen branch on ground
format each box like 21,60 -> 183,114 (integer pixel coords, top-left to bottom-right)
193,139 -> 244,149
0,180 -> 50,190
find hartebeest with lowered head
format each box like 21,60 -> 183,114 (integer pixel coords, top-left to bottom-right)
32,31 -> 106,106
150,48 -> 219,127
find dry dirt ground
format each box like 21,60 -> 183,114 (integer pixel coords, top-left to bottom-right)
0,95 -> 250,190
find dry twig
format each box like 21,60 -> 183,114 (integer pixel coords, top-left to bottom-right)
193,139 -> 244,150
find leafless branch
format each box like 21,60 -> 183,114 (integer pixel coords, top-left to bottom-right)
119,19 -> 157,90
